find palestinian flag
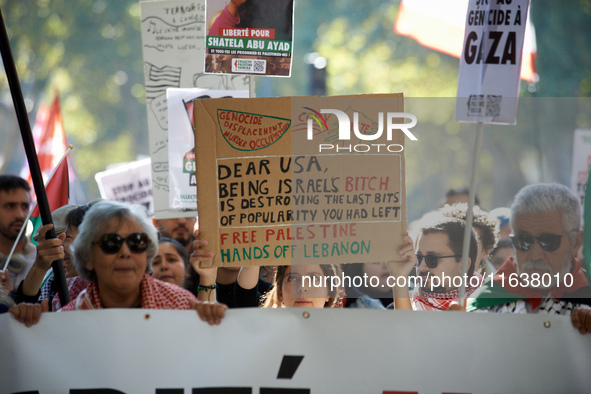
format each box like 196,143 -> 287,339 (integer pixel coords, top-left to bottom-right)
29,158 -> 69,244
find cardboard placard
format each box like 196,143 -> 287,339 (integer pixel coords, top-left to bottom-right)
195,94 -> 407,267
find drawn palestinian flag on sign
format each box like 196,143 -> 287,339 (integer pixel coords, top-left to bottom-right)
217,109 -> 290,151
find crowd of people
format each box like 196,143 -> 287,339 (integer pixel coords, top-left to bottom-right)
1,174 -> 591,335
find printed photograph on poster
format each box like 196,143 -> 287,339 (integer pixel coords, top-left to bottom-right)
167,88 -> 249,211
204,0 -> 294,76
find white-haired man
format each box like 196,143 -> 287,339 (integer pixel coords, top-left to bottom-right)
467,183 -> 591,334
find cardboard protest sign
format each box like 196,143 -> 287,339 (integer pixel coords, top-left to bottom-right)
194,94 -> 408,267
455,0 -> 530,124
204,0 -> 294,76
95,158 -> 154,214
167,88 -> 249,211
140,0 -> 249,219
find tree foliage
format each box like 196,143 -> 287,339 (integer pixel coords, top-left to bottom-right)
0,0 -> 146,198
0,0 -> 590,213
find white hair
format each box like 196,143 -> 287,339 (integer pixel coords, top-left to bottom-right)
510,183 -> 581,242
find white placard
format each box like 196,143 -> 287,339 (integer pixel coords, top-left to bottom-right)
455,0 -> 529,124
167,88 -> 248,211
1,308 -> 590,393
140,0 -> 249,219
94,158 -> 154,214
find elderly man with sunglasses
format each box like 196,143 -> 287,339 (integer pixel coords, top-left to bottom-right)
388,218 -> 482,311
467,183 -> 591,334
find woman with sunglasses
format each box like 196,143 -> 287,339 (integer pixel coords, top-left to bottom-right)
54,201 -> 226,324
387,219 -> 480,311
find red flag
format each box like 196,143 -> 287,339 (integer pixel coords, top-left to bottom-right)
29,158 -> 69,217
21,94 -> 71,242
21,94 -> 70,201
394,0 -> 537,83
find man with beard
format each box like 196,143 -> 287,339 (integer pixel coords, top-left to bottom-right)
0,175 -> 36,289
153,216 -> 197,254
467,183 -> 591,334
387,218 -> 481,311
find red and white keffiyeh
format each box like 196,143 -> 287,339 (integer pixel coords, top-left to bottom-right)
412,272 -> 484,311
52,276 -> 91,311
59,274 -> 197,311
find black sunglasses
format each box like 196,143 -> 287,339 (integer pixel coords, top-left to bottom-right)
93,233 -> 150,254
416,253 -> 460,269
510,233 -> 563,252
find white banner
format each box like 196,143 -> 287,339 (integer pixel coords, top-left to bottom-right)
94,158 -> 154,214
455,0 -> 529,124
167,88 -> 248,211
1,309 -> 590,393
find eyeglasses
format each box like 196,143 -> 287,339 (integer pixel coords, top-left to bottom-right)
509,233 -> 563,252
93,233 -> 150,254
416,254 -> 460,269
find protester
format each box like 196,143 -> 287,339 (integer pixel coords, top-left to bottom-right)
487,238 -> 513,271
152,216 -> 196,254
0,175 -> 35,289
261,264 -> 342,308
441,187 -> 480,208
341,263 -> 392,309
9,203 -> 96,310
214,264 -> 273,308
9,223 -> 66,306
48,203 -> 96,310
153,235 -> 219,303
33,205 -> 79,297
260,265 -> 277,283
388,219 -> 481,311
467,184 -> 591,333
488,206 -> 512,239
152,237 -> 188,286
8,203 -> 80,305
233,265 -> 274,308
32,200 -> 229,324
0,283 -> 14,313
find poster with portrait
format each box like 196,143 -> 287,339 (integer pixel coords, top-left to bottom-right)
204,0 -> 294,76
167,88 -> 249,211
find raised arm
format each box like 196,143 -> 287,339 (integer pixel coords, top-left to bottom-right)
14,224 -> 65,301
386,232 -> 416,310
189,230 -> 218,302
237,266 -> 260,291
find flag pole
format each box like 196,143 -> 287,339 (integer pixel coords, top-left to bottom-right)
458,121 -> 484,307
2,146 -> 73,272
0,9 -> 70,306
